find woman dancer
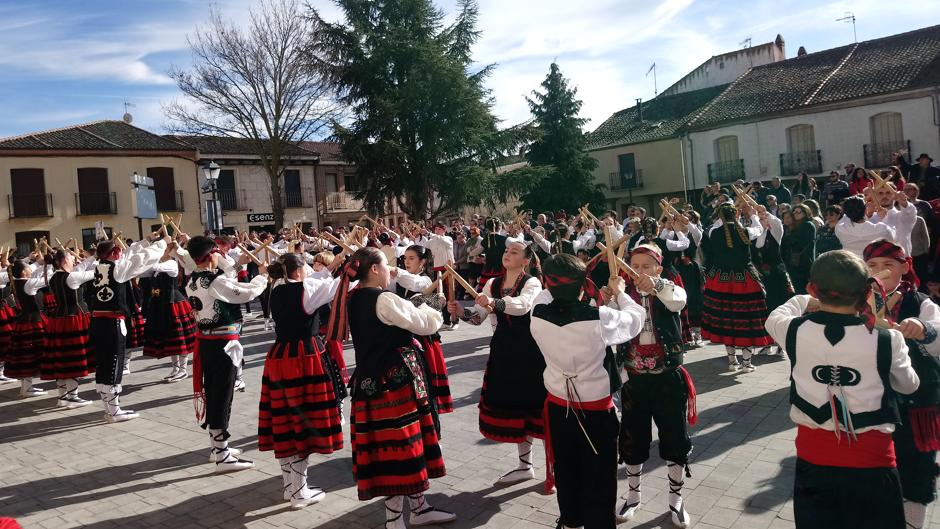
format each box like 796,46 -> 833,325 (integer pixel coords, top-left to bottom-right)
450,241 -> 547,488
142,255 -> 197,383
6,259 -> 49,397
259,253 -> 344,509
42,250 -> 97,407
340,247 -> 455,528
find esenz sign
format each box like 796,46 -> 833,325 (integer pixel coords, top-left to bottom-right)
247,213 -> 275,223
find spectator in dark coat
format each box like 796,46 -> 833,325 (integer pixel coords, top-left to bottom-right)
821,170 -> 850,208
766,177 -> 792,205
907,153 -> 940,201
791,172 -> 821,204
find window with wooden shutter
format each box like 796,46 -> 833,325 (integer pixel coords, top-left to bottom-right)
77,167 -> 113,215
148,167 -> 180,211
217,169 -> 238,211
715,136 -> 739,163
10,168 -> 48,217
786,124 -> 816,153
283,169 -> 302,208
870,112 -> 904,147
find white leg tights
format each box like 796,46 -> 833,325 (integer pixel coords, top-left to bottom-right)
904,500 -> 927,529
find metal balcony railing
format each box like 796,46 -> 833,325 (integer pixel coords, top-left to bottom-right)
282,188 -> 314,209
864,140 -> 911,169
608,169 -> 644,191
158,190 -> 185,212
8,193 -> 53,218
324,191 -> 365,212
779,150 -> 822,176
217,188 -> 246,211
707,159 -> 745,184
75,192 -> 117,215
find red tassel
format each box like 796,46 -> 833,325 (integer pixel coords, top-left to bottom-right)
909,406 -> 940,452
679,366 -> 697,426
326,339 -> 350,384
542,398 -> 555,495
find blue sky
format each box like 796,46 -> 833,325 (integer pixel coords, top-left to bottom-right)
1,0 -> 939,139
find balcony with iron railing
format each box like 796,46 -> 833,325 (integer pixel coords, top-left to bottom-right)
779,150 -> 822,176
608,169 -> 644,191
282,188 -> 314,209
157,190 -> 185,212
864,140 -> 911,168
707,159 -> 745,184
218,188 -> 247,211
324,191 -> 365,212
75,192 -> 117,215
8,193 -> 53,218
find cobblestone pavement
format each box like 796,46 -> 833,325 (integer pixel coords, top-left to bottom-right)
2,315 -> 937,529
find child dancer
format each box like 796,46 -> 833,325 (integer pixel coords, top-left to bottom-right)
450,241 -> 547,488
863,240 -> 940,529
765,250 -> 919,529
340,247 -> 456,528
530,254 -> 645,529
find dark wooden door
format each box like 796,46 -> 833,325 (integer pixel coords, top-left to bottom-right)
284,170 -> 302,208
10,168 -> 47,217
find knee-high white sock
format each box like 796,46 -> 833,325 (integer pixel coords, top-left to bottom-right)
179,355 -> 189,373
385,496 -> 405,528
209,428 -> 229,460
741,347 -> 753,366
517,438 -> 533,469
625,463 -> 642,505
64,378 -> 79,399
0,361 -> 5,376
96,384 -> 122,415
666,462 -> 687,512
724,346 -> 738,364
278,458 -> 292,499
21,377 -> 33,393
904,500 -> 927,529
289,455 -> 316,500
56,379 -> 68,397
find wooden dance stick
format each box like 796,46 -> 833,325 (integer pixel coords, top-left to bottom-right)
321,231 -> 355,255
604,226 -> 619,280
595,241 -> 640,280
443,264 -> 476,296
447,267 -> 456,301
423,274 -> 443,295
251,240 -> 275,264
238,244 -> 264,266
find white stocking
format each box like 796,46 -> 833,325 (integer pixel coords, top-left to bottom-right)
385,495 -> 405,528
517,438 -> 533,469
666,462 -> 685,510
904,500 -> 927,529
64,378 -> 79,399
56,379 -> 68,397
278,458 -> 292,499
209,428 -> 230,460
178,355 -> 190,373
724,346 -> 738,364
625,463 -> 642,505
741,347 -> 753,367
21,377 -> 34,393
96,384 -> 122,415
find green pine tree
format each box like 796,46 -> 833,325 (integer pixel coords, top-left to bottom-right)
516,62 -> 602,215
311,0 -> 532,220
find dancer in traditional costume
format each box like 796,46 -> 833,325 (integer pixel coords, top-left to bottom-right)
340,247 -> 456,528
142,257 -> 197,383
450,241 -> 547,488
176,235 -> 267,473
89,237 -> 165,422
835,196 -> 897,257
259,253 -> 345,509
397,245 -> 454,415
530,254 -> 644,529
765,250 -> 919,529
42,250 -> 97,408
863,240 -> 940,529
753,208 -> 794,356
677,210 -> 705,345
614,245 -> 695,528
426,223 -> 457,330
0,263 -> 17,383
6,259 -> 49,398
702,204 -> 773,372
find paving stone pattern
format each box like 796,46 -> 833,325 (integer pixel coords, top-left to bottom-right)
1,316 -> 937,528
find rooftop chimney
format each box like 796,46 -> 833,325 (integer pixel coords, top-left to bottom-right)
797,46 -> 807,57
636,98 -> 643,123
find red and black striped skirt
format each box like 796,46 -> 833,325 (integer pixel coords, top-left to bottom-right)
351,384 -> 445,500
143,300 -> 197,359
479,376 -> 546,443
258,339 -> 344,459
42,292 -> 58,316
42,312 -> 93,380
6,318 -> 47,378
127,308 -> 146,349
0,303 -> 16,362
418,337 -> 453,414
702,268 -> 773,347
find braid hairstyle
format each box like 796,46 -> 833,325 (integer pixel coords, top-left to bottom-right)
717,203 -> 750,248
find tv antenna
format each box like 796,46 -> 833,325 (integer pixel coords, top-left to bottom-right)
646,62 -> 657,96
122,100 -> 136,124
740,37 -> 752,48
836,12 -> 857,43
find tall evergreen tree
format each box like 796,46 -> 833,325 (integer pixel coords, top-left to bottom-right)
311,0 -> 531,220
517,62 -> 602,214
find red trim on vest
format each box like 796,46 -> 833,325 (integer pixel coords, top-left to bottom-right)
795,425 -> 896,468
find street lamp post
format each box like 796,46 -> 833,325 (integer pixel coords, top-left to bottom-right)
202,161 -> 222,234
